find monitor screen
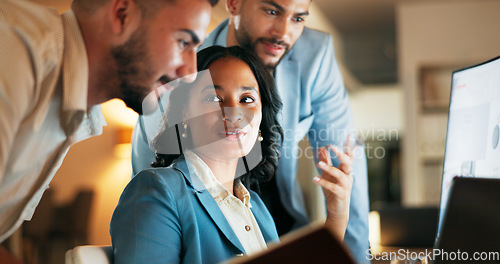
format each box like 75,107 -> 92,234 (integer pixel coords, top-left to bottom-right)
438,56 -> 500,233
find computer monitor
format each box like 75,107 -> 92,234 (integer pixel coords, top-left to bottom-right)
433,177 -> 500,263
437,55 -> 500,234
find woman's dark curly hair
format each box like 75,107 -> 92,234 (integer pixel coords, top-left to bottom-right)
152,46 -> 283,189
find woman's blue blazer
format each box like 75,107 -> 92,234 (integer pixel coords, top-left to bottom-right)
110,156 -> 279,264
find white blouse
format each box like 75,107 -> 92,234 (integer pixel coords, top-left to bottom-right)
184,150 -> 268,255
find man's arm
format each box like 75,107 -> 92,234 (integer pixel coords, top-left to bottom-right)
0,22 -> 36,184
306,34 -> 370,263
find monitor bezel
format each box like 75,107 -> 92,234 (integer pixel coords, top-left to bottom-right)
435,55 -> 500,240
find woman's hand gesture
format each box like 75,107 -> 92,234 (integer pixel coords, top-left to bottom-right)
313,136 -> 357,242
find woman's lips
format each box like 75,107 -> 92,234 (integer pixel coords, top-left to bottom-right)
218,129 -> 247,141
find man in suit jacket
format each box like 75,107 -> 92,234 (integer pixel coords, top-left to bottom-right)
130,0 -> 370,262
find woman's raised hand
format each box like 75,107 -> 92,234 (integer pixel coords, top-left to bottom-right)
313,135 -> 356,242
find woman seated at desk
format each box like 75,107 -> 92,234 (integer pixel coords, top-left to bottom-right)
110,46 -> 355,264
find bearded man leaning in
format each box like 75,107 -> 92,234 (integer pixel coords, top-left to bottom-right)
0,0 -> 217,243
130,0 -> 371,262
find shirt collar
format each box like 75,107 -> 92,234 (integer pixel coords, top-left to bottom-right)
234,181 -> 251,207
215,22 -> 228,47
184,150 -> 251,207
61,10 -> 89,113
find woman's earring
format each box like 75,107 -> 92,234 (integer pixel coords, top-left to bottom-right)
258,130 -> 263,142
182,122 -> 188,138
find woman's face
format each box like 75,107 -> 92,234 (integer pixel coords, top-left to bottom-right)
184,57 -> 262,160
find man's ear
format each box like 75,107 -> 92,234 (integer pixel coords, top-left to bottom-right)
108,0 -> 141,41
226,0 -> 243,16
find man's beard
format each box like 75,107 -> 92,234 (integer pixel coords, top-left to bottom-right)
110,29 -> 158,115
235,25 -> 290,71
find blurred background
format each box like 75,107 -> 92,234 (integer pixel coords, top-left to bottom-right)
2,0 -> 500,263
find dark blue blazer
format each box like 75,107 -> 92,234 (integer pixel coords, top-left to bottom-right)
110,156 -> 279,264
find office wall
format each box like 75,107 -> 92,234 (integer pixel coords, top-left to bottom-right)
397,0 -> 500,206
350,85 -> 403,132
50,100 -> 137,245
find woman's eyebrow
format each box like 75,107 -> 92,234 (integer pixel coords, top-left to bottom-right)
201,85 -> 221,93
200,85 -> 258,93
241,86 -> 258,92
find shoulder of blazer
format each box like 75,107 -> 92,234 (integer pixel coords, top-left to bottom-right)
288,27 -> 333,61
200,20 -> 229,50
132,157 -> 192,191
